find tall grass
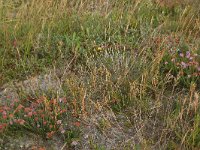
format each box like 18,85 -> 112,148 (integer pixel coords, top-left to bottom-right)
0,0 -> 200,149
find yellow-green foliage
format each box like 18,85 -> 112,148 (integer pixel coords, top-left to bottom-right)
0,0 -> 200,149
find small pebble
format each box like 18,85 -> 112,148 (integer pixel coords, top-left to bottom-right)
84,134 -> 89,139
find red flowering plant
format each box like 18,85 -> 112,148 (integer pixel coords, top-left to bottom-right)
0,96 -> 78,139
160,36 -> 200,87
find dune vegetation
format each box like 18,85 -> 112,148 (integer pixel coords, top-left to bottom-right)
0,0 -> 200,149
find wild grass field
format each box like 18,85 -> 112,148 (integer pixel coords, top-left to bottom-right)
0,0 -> 200,149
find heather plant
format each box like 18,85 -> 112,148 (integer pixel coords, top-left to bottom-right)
159,35 -> 200,87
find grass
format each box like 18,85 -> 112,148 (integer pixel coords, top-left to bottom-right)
0,0 -> 200,149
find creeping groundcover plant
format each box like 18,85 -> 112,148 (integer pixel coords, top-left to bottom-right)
160,36 -> 200,87
0,96 -> 80,139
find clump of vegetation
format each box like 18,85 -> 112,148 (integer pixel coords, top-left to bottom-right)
0,96 -> 80,140
156,34 -> 200,87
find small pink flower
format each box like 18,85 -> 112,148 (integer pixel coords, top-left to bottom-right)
43,121 -> 47,125
179,53 -> 184,57
71,141 -> 78,146
59,126 -> 65,134
46,131 -> 55,139
3,114 -> 7,119
57,120 -> 62,125
2,111 -> 7,115
0,123 -> 8,131
186,51 -> 190,58
14,99 -> 19,103
6,96 -> 11,99
181,61 -> 187,68
9,114 -> 14,118
3,106 -> 10,111
60,109 -> 67,114
59,98 -> 63,103
165,62 -> 168,65
27,112 -> 33,117
18,119 -> 25,125
16,104 -> 24,111
49,125 -> 53,129
10,103 -> 15,107
25,107 -> 31,112
36,99 -> 43,104
61,129 -> 65,134
74,121 -> 81,127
